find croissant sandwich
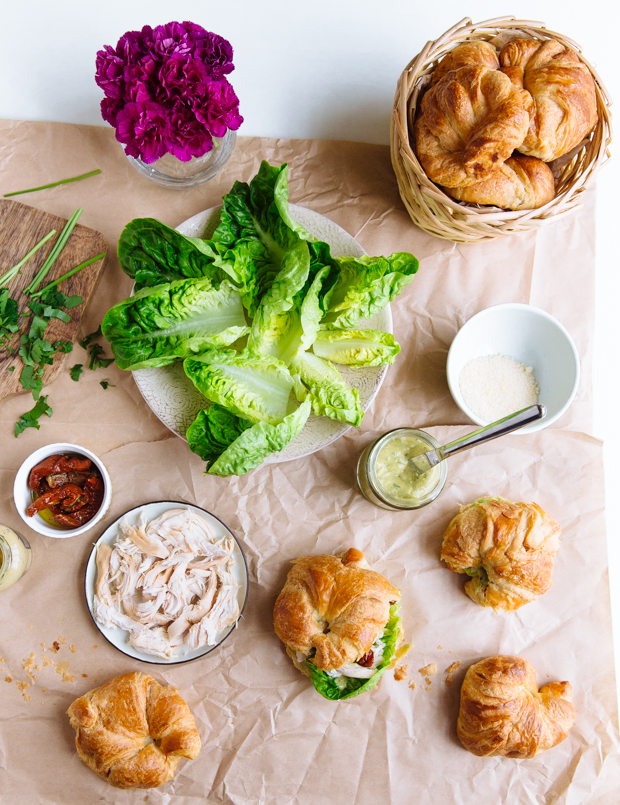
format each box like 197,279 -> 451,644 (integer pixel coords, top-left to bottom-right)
273,548 -> 405,700
66,672 -> 201,789
440,496 -> 561,612
457,655 -> 576,758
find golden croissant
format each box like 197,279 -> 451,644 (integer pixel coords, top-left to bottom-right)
66,672 -> 201,789
440,497 -> 561,611
273,548 -> 404,700
457,655 -> 576,758
444,154 -> 555,210
415,62 -> 532,188
500,38 -> 598,161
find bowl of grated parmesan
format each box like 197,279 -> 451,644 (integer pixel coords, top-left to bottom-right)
446,303 -> 580,434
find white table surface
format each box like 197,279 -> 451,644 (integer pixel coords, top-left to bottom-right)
1,0 -> 619,714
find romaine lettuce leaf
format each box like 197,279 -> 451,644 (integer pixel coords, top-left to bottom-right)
212,162 -> 308,315
306,604 -> 402,701
322,252 -> 419,329
290,351 -> 363,426
186,404 -> 253,465
117,218 -> 233,290
184,348 -> 295,425
101,278 -> 249,370
312,329 -> 400,366
207,399 -> 312,476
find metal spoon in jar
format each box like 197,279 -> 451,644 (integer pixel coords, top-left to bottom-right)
407,404 -> 546,478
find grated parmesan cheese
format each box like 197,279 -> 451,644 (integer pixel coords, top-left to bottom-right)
459,354 -> 540,423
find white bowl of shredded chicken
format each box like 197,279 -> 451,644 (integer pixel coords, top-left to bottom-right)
85,502 -> 248,664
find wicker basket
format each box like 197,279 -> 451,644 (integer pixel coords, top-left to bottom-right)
391,16 -> 613,243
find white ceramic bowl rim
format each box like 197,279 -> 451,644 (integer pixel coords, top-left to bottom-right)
446,303 -> 580,434
13,442 -> 112,538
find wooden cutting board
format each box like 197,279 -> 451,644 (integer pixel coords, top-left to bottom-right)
0,199 -> 108,400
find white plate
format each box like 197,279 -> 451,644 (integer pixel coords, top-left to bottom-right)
84,501 -> 249,665
132,204 -> 392,463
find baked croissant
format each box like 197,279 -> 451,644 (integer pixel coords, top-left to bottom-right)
415,64 -> 532,188
457,655 -> 576,758
444,154 -> 555,209
274,549 -> 403,699
440,497 -> 561,611
500,38 -> 598,161
430,41 -> 499,86
66,672 -> 201,789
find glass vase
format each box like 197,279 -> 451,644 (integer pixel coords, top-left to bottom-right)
125,129 -> 236,189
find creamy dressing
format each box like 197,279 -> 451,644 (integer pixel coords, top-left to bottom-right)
0,525 -> 32,591
375,434 -> 440,502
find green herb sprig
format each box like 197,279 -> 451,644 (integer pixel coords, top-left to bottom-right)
4,170 -> 101,198
14,395 -> 52,436
24,208 -> 83,295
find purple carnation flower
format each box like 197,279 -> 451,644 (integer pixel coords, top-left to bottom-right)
194,79 -> 243,139
115,101 -> 170,163
165,103 -> 214,162
95,20 -> 241,163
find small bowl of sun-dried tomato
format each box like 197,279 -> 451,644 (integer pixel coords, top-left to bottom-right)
14,443 -> 112,538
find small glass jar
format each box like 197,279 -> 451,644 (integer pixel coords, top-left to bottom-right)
0,525 -> 32,591
125,129 -> 236,189
357,428 -> 448,511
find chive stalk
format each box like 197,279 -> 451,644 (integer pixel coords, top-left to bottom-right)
0,230 -> 57,289
24,208 -> 83,295
3,169 -> 101,198
30,252 -> 106,298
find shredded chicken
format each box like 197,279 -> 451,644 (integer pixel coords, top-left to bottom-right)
93,508 -> 240,659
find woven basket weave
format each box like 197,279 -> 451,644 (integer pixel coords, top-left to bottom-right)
390,16 -> 612,243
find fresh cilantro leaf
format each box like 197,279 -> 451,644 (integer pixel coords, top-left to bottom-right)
70,364 -> 83,381
8,366 -> 15,372
14,395 -> 52,437
19,365 -> 44,398
99,380 -> 116,389
29,315 -> 47,341
53,339 -> 73,354
39,287 -> 82,309
88,342 -> 114,370
80,326 -> 102,349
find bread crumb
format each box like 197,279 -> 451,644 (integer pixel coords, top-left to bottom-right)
437,645 -> 443,650
419,663 -> 437,676
29,625 -> 33,630
56,661 -> 75,683
70,645 -> 76,654
424,686 -> 432,692
42,688 -> 47,693
23,694 -> 31,701
23,653 -> 36,672
51,642 -> 60,654
408,680 -> 417,690
394,664 -> 408,681
81,673 -> 88,678
58,636 -> 66,645
58,618 -> 62,623
41,643 -> 45,648
41,701 -> 44,706
35,665 -> 41,671
448,650 -> 452,654
93,644 -> 98,649
425,676 -> 432,685
5,676 -> 12,684
445,660 -> 462,687
42,655 -> 56,668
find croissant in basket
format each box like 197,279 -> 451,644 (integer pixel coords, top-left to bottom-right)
415,59 -> 532,188
444,154 -> 555,210
500,38 -> 598,162
273,548 -> 405,700
440,497 -> 561,611
457,655 -> 576,757
66,672 -> 201,789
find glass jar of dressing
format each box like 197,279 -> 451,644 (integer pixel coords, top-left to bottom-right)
357,428 -> 448,511
0,525 -> 32,591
